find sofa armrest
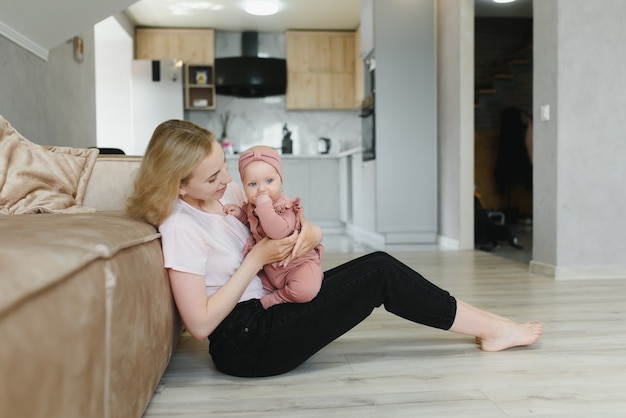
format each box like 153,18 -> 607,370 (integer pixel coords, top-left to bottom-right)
83,156 -> 142,211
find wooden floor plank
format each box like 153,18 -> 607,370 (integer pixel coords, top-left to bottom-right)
143,247 -> 626,417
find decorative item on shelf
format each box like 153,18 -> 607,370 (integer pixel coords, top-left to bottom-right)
219,110 -> 235,146
193,99 -> 209,107
195,70 -> 208,84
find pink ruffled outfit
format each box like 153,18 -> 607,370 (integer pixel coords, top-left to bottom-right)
230,193 -> 324,309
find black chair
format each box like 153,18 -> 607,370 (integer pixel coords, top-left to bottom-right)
90,147 -> 125,155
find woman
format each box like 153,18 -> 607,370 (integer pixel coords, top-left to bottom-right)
127,120 -> 542,378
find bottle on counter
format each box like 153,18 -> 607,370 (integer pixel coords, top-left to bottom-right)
281,123 -> 293,154
222,140 -> 234,154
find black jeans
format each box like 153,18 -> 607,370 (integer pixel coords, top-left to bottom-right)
208,251 -> 457,377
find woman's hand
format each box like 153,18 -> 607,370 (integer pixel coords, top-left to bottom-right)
280,213 -> 323,267
249,234 -> 298,269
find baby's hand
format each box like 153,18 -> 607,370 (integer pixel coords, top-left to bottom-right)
223,204 -> 242,217
254,192 -> 272,205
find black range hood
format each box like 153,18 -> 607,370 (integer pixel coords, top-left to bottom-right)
214,32 -> 287,98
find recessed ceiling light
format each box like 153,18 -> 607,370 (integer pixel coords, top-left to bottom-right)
244,0 -> 280,16
493,0 -> 516,3
170,2 -> 223,16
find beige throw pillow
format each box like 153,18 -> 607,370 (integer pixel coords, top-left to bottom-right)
0,115 -> 99,214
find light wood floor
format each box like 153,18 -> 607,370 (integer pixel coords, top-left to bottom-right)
143,245 -> 626,417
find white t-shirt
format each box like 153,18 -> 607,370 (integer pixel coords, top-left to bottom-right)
159,182 -> 266,302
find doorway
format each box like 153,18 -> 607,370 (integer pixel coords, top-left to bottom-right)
473,10 -> 533,262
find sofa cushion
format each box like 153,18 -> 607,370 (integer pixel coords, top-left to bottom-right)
0,211 -> 180,418
83,155 -> 143,211
0,114 -> 99,215
0,211 -> 161,314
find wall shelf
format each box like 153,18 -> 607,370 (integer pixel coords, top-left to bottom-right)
184,64 -> 216,110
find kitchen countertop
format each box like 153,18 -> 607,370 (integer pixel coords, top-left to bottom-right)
225,147 -> 362,160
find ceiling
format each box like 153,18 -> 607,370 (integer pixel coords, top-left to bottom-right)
124,0 -> 362,32
475,0 -> 532,18
124,0 -> 532,33
0,0 -> 532,60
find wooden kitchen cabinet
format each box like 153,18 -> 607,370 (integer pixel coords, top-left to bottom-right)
135,28 -> 216,111
184,64 -> 215,110
286,31 -> 358,110
306,158 -> 342,222
284,157 -> 346,229
281,159 -> 311,214
226,154 -> 348,231
135,28 -> 214,62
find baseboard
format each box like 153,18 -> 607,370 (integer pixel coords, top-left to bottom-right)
437,235 -> 460,250
315,221 -> 346,235
345,224 -> 385,249
529,261 -> 555,278
530,260 -> 626,280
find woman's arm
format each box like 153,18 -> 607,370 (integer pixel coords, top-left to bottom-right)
169,234 -> 297,340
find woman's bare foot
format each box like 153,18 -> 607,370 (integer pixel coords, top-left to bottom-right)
450,300 -> 543,351
478,320 -> 543,352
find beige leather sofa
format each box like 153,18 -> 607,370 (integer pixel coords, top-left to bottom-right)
0,156 -> 181,418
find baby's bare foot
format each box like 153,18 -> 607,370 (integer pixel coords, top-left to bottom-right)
479,321 -> 543,352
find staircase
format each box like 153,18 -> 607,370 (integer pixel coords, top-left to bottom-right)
474,40 -> 533,129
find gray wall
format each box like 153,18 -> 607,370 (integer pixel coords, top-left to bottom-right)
532,0 -> 626,278
0,32 -> 97,147
437,0 -> 475,250
374,0 -> 438,244
0,0 -> 133,58
347,0 -> 378,244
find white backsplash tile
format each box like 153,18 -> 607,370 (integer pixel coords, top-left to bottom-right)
185,31 -> 361,155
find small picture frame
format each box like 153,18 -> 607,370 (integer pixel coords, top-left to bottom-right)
195,70 -> 208,85
73,36 -> 84,63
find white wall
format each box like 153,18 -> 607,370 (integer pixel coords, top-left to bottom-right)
359,0 -> 374,55
532,0 -> 626,279
345,0 -> 379,244
436,0 -> 475,250
95,17 -> 133,154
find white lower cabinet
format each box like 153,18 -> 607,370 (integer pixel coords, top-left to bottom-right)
227,155 -> 348,231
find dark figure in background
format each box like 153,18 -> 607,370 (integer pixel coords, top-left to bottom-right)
493,106 -> 533,223
494,106 -> 533,193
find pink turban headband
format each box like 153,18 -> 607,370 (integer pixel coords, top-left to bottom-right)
238,147 -> 283,181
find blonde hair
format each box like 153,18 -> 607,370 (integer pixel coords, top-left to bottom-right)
126,120 -> 216,226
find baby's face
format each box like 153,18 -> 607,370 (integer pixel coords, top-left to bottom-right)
241,161 -> 282,204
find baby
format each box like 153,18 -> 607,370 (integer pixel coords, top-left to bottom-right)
223,146 -> 324,309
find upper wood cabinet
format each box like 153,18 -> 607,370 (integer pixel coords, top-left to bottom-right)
135,28 -> 214,63
135,28 -> 216,111
286,30 -> 359,110
184,64 -> 215,110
